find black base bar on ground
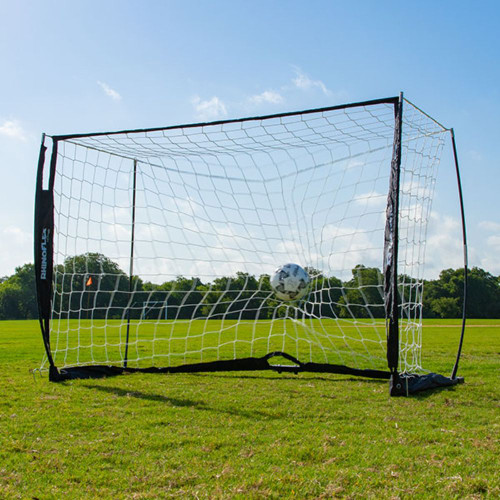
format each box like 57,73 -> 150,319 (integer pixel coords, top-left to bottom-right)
48,351 -> 391,382
48,351 -> 465,397
390,371 -> 465,396
48,352 -> 465,397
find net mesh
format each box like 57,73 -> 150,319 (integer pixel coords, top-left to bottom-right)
44,100 -> 447,374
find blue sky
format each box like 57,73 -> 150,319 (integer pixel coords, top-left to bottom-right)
1,0 -> 499,278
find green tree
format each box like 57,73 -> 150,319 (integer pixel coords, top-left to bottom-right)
339,265 -> 384,319
133,276 -> 204,320
423,267 -> 500,318
0,281 -> 24,319
467,267 -> 500,318
432,297 -> 461,318
162,276 -> 205,319
306,275 -> 342,318
0,263 -> 38,320
54,253 -> 136,319
199,272 -> 266,319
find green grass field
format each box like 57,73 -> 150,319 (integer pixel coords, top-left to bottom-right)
46,317 -> 391,372
1,320 -> 499,498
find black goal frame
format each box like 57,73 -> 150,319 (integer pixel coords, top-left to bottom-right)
34,93 -> 467,396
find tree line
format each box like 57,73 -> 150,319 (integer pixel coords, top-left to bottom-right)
1,252 -> 499,320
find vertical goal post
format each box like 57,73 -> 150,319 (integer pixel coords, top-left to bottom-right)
34,93 -> 467,396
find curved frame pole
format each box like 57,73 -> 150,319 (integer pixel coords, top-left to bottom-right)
450,128 -> 468,380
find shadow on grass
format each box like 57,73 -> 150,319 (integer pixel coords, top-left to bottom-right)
189,372 -> 387,385
412,383 -> 463,400
83,383 -> 203,406
82,383 -> 281,420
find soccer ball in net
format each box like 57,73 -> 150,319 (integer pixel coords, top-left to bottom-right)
270,263 -> 310,301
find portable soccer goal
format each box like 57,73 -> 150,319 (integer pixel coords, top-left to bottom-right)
34,93 -> 467,395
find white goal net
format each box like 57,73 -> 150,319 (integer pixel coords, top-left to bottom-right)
37,97 -> 448,378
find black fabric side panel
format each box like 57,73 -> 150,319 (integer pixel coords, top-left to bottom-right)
384,96 -> 403,373
34,142 -> 48,320
390,372 -> 464,396
34,139 -> 56,368
34,190 -> 54,322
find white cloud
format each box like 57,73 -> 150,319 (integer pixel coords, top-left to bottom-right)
191,95 -> 227,121
424,213 -> 463,277
346,159 -> 365,170
475,220 -> 500,273
0,226 -> 32,276
4,226 -> 30,243
479,220 -> 500,232
353,191 -> 386,208
479,232 -> 500,274
0,120 -> 27,141
319,224 -> 382,278
467,149 -> 483,162
249,90 -> 284,105
400,180 -> 432,199
97,81 -> 122,101
292,68 -> 331,96
478,258 -> 500,275
487,234 -> 500,247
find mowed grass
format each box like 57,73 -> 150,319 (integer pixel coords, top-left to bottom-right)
0,320 -> 499,499
48,318 -> 390,371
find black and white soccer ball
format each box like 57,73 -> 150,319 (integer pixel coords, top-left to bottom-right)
270,263 -> 310,301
